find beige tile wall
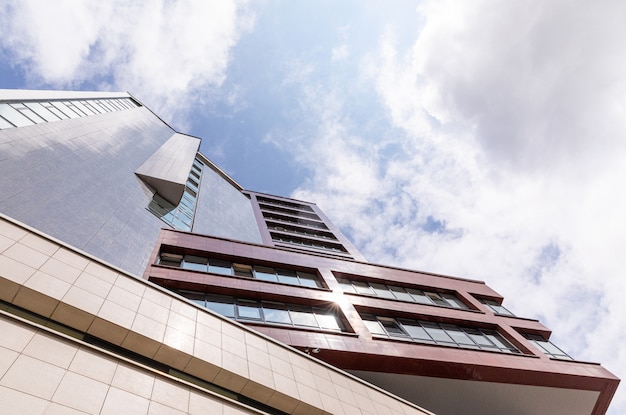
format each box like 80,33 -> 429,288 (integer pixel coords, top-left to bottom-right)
0,313 -> 261,415
0,215 -> 432,415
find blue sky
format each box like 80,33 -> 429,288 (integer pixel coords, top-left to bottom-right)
1,1 -> 625,412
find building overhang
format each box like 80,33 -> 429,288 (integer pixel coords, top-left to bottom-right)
350,370 -> 605,415
136,133 -> 200,205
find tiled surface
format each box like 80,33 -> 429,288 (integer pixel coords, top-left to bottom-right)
0,313 -> 264,415
0,106 -> 174,276
0,216 -> 432,415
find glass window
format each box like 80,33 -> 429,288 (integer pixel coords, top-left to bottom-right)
491,304 -> 513,315
399,320 -> 433,342
208,259 -> 232,275
353,281 -> 375,295
464,328 -> 495,348
485,333 -> 515,352
41,102 -> 70,119
276,269 -> 299,285
314,308 -> 342,331
0,116 -> 14,129
73,101 -> 96,115
526,336 -> 572,359
237,300 -> 261,320
82,100 -> 102,114
62,101 -> 87,116
371,283 -> 395,299
114,98 -> 130,109
182,255 -> 208,272
337,278 -> 356,293
407,288 -> 431,304
159,253 -> 182,267
363,319 -> 386,336
262,302 -> 291,324
422,322 -> 454,343
380,319 -> 407,338
0,103 -> 35,127
481,299 -> 514,316
206,295 -> 235,318
441,293 -> 468,309
172,215 -> 191,230
289,306 -> 318,327
442,324 -> 476,347
297,272 -> 320,288
233,264 -> 253,278
426,292 -> 448,306
254,266 -> 278,282
182,291 -> 206,308
24,102 -> 61,122
12,103 -> 45,123
51,102 -> 81,118
389,286 -> 414,302
96,100 -> 115,112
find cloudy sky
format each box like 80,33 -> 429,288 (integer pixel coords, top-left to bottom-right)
1,0 -> 625,412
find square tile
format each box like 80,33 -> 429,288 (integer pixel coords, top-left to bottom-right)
0,386 -> 48,415
23,331 -> 78,368
138,298 -> 170,325
97,300 -> 136,328
52,371 -> 108,413
19,233 -> 59,256
1,354 -> 65,399
100,387 -> 150,415
69,348 -> 118,384
52,247 -> 90,271
61,285 -> 104,315
131,313 -> 166,344
188,390 -> 224,414
0,347 -> 19,379
151,377 -> 190,413
25,270 -> 71,301
3,243 -> 50,269
107,286 -> 142,312
83,262 -> 118,284
74,271 -> 113,298
40,258 -> 82,284
0,220 -> 28,241
111,363 -> 155,398
0,255 -> 37,285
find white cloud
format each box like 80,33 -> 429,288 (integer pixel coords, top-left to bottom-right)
0,0 -> 253,127
331,44 -> 349,62
284,1 -> 626,413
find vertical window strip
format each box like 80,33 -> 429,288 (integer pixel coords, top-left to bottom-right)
147,158 -> 204,231
0,96 -> 142,130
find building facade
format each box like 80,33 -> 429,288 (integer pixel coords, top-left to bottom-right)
0,89 -> 619,414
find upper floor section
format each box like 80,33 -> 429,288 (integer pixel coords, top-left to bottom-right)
144,229 -> 618,415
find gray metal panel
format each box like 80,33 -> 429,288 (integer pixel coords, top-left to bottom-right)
0,88 -> 131,101
192,163 -> 263,244
135,133 -> 200,205
0,106 -> 175,276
